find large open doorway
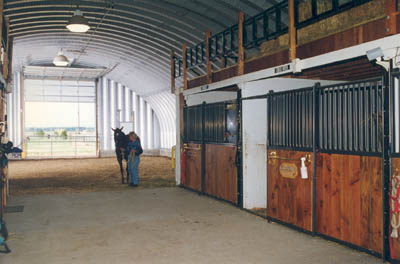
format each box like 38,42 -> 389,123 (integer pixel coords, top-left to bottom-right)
23,79 -> 97,158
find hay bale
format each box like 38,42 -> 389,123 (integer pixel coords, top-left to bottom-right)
297,0 -> 385,45
258,33 -> 289,57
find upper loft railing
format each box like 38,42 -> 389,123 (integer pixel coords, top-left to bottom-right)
172,0 -> 373,80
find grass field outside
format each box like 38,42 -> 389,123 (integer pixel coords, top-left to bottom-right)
25,136 -> 96,158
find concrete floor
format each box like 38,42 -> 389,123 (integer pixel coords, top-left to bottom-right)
1,188 -> 380,264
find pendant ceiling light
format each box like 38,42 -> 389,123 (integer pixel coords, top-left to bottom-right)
67,9 -> 90,33
53,50 -> 69,67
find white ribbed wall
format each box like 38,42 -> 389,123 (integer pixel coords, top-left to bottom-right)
7,74 -> 176,156
97,77 -> 175,153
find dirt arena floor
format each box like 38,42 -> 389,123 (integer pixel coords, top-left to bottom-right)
8,156 -> 175,196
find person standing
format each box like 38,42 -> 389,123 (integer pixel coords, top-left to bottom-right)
127,132 -> 142,187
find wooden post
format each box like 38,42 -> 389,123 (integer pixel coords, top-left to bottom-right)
182,44 -> 187,90
205,30 -> 212,84
385,0 -> 398,35
170,50 -> 175,94
238,12 -> 245,76
288,0 -> 297,60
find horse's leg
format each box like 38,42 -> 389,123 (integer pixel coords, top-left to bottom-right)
126,158 -> 130,184
117,154 -> 124,184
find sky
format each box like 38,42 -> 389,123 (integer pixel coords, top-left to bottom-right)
25,102 -> 96,128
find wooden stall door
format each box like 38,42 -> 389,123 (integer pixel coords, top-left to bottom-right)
204,144 -> 237,204
267,149 -> 313,231
316,154 -> 383,254
183,143 -> 202,192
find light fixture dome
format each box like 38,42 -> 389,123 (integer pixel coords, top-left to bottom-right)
53,50 -> 69,67
67,9 -> 90,33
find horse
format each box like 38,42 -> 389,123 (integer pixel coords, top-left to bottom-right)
112,127 -> 130,184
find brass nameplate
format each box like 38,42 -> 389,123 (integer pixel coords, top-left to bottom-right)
279,162 -> 298,179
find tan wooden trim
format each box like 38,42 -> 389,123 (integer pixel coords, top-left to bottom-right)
288,0 -> 297,60
385,0 -> 398,35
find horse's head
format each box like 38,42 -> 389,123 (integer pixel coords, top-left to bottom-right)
111,127 -> 125,143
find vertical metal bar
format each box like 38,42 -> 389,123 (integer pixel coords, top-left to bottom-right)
222,32 -> 226,56
270,96 -> 273,146
276,95 -> 280,146
294,92 -> 298,147
335,87 -> 339,150
324,88 -> 328,150
357,84 -> 360,151
285,93 -> 289,146
369,83 -> 373,152
230,27 -> 234,52
280,95 -> 283,146
362,83 -> 367,152
341,87 -> 345,150
346,85 -> 351,151
275,5 -> 281,33
252,18 -> 257,45
311,0 -> 317,18
310,90 -> 313,148
377,82 -> 381,152
297,92 -> 301,147
301,91 -> 304,147
332,0 -> 339,11
294,0 -> 299,26
352,85 -> 356,151
282,94 -> 285,146
329,87 -> 333,150
289,93 -> 292,147
223,103 -> 226,143
215,35 -> 219,57
292,93 -> 295,147
294,92 -> 297,147
201,43 -> 204,63
303,91 -> 307,147
372,84 -> 376,152
263,11 -> 269,39
269,96 -> 272,146
273,94 -> 276,145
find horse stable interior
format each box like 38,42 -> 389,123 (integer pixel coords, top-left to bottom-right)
1,0 -> 400,263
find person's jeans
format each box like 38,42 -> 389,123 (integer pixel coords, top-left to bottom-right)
128,155 -> 140,185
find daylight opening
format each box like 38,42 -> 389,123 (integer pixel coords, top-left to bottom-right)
23,79 -> 96,158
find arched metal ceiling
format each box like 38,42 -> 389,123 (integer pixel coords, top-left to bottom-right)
5,0 -> 280,149
5,0 -> 279,96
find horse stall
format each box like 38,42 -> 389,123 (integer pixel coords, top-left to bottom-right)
241,78 -> 340,216
182,89 -> 239,204
238,71 -> 400,258
260,77 -> 390,257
